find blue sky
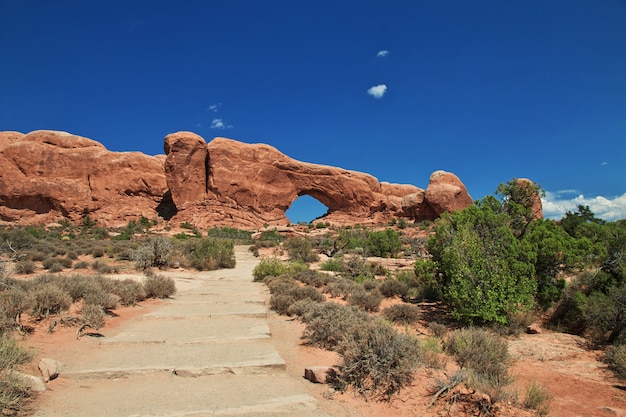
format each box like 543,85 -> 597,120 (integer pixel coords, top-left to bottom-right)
1,1 -> 625,223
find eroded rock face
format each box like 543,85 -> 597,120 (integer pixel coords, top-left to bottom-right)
164,133 -> 475,226
0,130 -> 167,225
0,129 -> 483,228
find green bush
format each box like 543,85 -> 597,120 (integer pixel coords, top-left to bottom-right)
366,229 -> 402,258
285,237 -> 319,263
270,285 -> 325,315
382,303 -> 420,325
207,227 -> 253,243
143,273 -> 176,299
320,257 -> 345,272
302,303 -> 369,350
185,238 -> 236,270
606,344 -> 626,379
428,202 -> 537,324
252,258 -> 286,281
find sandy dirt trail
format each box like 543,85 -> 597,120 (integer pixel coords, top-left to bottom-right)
32,246 -> 330,417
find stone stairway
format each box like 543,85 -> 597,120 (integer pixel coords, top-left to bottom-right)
33,247 -> 329,417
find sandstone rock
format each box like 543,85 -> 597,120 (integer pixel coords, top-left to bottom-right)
0,129 -> 503,228
164,131 -> 208,209
0,130 -> 167,225
424,170 -> 473,216
526,323 -> 542,334
304,366 -> 337,384
38,357 -> 64,382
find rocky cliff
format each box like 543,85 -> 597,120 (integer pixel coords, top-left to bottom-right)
0,130 -> 476,228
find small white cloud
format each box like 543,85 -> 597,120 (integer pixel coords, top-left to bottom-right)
208,103 -> 222,112
601,161 -> 608,166
210,118 -> 233,130
376,50 -> 389,58
367,84 -> 387,99
542,190 -> 626,222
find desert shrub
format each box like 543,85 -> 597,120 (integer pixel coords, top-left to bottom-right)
429,321 -> 448,338
293,270 -> 333,288
341,255 -> 375,281
66,251 -> 78,260
525,381 -> 551,416
91,260 -> 113,274
422,336 -> 447,369
110,279 -> 146,306
73,261 -> 89,269
320,257 -> 345,272
366,228 -> 402,258
286,298 -> 318,317
0,285 -> 30,334
29,283 -> 72,318
83,288 -> 118,310
132,236 -> 174,269
285,237 -> 319,263
302,303 -> 369,350
269,285 -> 325,315
252,258 -> 286,281
92,248 -> 105,258
445,328 -> 511,383
0,334 -> 34,414
378,279 -> 408,298
382,303 -> 420,325
143,273 -> 176,299
606,344 -> 626,379
323,278 -> 358,300
334,318 -> 422,400
14,260 -> 35,275
41,257 -> 58,270
207,227 -> 253,243
81,304 -> 106,329
348,287 -> 383,312
184,237 -> 235,270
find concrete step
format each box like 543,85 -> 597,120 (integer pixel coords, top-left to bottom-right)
101,316 -> 271,345
34,373 -> 329,417
62,339 -> 285,379
142,301 -> 268,319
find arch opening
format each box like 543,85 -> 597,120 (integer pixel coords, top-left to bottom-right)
286,194 -> 329,225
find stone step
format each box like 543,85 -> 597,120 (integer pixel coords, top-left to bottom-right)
142,301 -> 268,319
62,339 -> 285,379
101,316 -> 271,344
34,373 -> 329,417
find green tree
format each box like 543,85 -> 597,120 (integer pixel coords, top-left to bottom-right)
366,229 -> 402,258
496,178 -> 544,237
428,202 -> 537,324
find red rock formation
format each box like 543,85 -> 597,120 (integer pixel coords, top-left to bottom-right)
164,133 -> 475,227
0,130 -> 167,225
0,129 -> 482,228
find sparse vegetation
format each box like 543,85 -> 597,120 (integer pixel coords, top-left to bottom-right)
525,381 -> 551,416
143,272 -> 176,299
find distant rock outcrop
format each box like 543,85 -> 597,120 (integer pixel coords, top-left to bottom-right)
0,130 -> 167,226
0,129 -> 482,228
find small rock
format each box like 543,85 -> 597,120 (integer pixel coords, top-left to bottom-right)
323,388 -> 336,400
526,323 -> 542,334
304,366 -> 337,384
38,357 -> 64,382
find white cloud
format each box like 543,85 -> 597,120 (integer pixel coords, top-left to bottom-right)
376,50 -> 389,58
367,84 -> 387,99
208,103 -> 222,112
542,190 -> 626,222
601,161 -> 608,166
210,118 -> 233,130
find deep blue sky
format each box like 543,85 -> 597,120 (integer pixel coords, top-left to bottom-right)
1,1 -> 625,222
